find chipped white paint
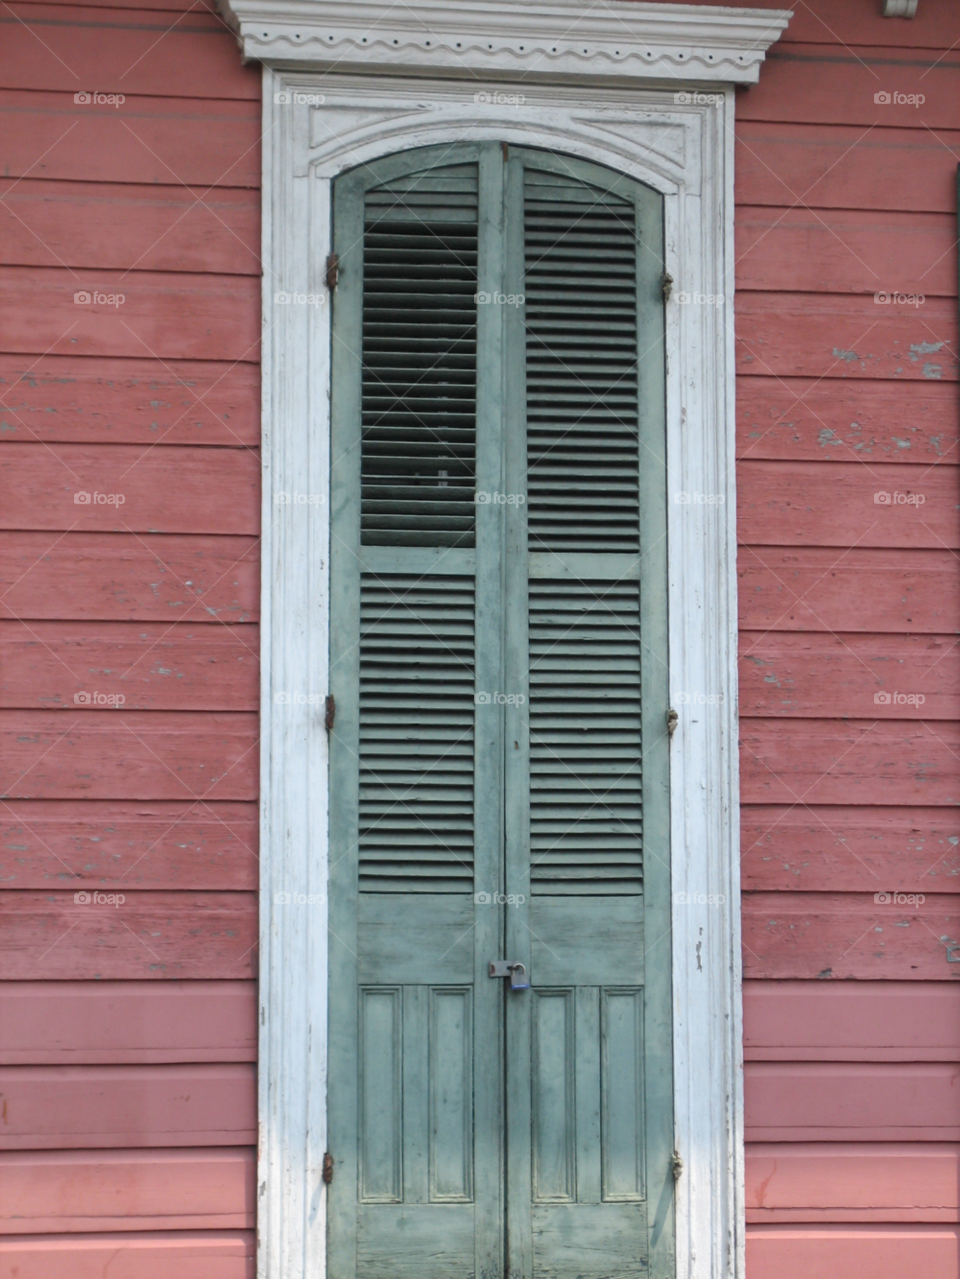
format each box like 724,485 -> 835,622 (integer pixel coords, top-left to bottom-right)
234,5 -> 790,1276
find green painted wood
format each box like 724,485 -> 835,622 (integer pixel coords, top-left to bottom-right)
329,142 -> 673,1279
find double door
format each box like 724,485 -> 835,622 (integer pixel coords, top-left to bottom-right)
327,141 -> 673,1279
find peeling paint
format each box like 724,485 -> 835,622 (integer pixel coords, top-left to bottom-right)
923,363 -> 942,379
832,348 -> 858,362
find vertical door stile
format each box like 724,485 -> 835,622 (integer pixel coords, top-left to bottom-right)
474,140 -> 506,1279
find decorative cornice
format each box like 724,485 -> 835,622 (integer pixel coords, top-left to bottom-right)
218,0 -> 792,85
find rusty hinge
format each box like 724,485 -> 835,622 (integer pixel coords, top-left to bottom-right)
322,1152 -> 334,1184
667,708 -> 678,738
661,271 -> 674,301
672,1149 -> 683,1180
326,253 -> 339,293
324,694 -> 336,732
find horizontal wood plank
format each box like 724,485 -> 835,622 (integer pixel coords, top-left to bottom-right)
0,180 -> 259,275
0,1230 -> 255,1278
736,292 -> 958,382
776,0 -> 960,47
0,1147 -> 255,1231
740,719 -> 960,806
738,460 -> 960,549
0,797 -> 258,890
746,1142 -> 960,1223
0,533 -> 259,622
744,1062 -> 960,1141
0,711 -> 258,800
738,548 -> 960,633
737,377 -> 958,465
0,267 -> 260,362
736,122 -> 960,214
0,621 -> 259,712
0,7 -> 259,99
738,633 -> 960,720
736,208 -> 957,297
742,892 -> 960,981
743,981 -> 960,1062
0,91 -> 260,185
741,806 -> 960,894
0,890 -> 257,979
0,355 -> 260,447
746,1225 -> 960,1279
0,1064 -> 256,1148
0,980 -> 257,1063
0,444 -> 260,535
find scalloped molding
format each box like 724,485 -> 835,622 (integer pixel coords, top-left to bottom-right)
220,0 -> 791,84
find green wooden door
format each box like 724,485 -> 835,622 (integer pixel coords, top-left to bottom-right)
328,142 -> 673,1279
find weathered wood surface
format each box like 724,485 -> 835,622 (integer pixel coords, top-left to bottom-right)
745,1062 -> 960,1141
742,892 -> 960,980
0,1231 -> 256,1278
0,890 -> 257,978
0,356 -> 260,447
737,378 -> 958,465
0,1063 -> 256,1147
738,548 -> 960,633
740,720 -> 960,806
738,633 -> 960,720
0,180 -> 259,274
743,981 -> 960,1062
741,805 -> 960,893
1,711 -> 259,800
738,460 -> 960,548
0,90 -> 260,185
0,445 -> 260,534
0,267 -> 260,361
0,1147 -> 255,1232
0,622 -> 259,711
745,1143 -> 960,1223
745,1225 -> 960,1279
0,533 -> 259,621
0,980 -> 257,1063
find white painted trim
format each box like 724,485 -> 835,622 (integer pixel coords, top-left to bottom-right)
224,0 -> 790,85
250,20 -> 787,1273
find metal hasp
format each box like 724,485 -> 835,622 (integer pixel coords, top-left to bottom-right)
488,960 -> 530,991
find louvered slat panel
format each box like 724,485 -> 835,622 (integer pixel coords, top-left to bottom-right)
359,574 -> 475,892
523,170 -> 639,552
362,164 -> 479,546
528,579 -> 642,894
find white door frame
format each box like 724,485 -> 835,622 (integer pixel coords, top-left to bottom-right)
217,3 -> 792,1276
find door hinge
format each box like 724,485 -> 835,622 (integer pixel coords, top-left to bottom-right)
661,271 -> 674,301
322,1151 -> 334,1184
324,694 -> 336,732
672,1149 -> 683,1180
326,253 -> 339,292
667,708 -> 678,738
